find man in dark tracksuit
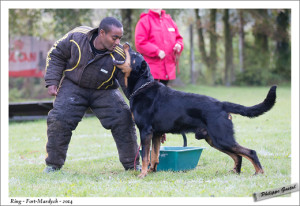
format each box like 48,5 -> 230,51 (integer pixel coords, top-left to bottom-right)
44,17 -> 140,172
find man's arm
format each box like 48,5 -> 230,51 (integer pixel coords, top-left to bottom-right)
135,18 -> 161,58
44,33 -> 71,89
47,85 -> 58,96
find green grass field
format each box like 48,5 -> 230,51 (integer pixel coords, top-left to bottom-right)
9,85 -> 291,199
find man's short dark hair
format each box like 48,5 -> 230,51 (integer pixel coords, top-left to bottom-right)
99,17 -> 123,33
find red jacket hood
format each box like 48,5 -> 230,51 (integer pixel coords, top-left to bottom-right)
140,9 -> 168,19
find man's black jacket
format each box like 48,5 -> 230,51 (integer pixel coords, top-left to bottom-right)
45,26 -> 127,91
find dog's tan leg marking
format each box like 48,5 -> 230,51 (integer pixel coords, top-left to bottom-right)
138,134 -> 152,179
149,135 -> 161,172
232,145 -> 264,175
227,153 -> 242,174
240,154 -> 264,174
138,159 -> 150,179
205,136 -> 242,174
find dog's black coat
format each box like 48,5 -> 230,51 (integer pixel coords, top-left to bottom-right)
119,45 -> 276,177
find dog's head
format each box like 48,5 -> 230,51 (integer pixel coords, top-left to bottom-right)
114,43 -> 153,95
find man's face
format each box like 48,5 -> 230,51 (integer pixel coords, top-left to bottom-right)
99,25 -> 123,51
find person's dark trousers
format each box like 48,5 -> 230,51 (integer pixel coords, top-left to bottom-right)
45,78 -> 140,170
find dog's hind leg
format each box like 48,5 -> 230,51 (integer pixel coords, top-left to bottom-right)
149,134 -> 161,172
138,131 -> 153,178
227,153 -> 242,174
220,149 -> 242,174
204,115 -> 245,174
231,144 -> 264,175
204,136 -> 242,174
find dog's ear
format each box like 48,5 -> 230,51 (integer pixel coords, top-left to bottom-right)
123,42 -> 131,51
140,60 -> 150,75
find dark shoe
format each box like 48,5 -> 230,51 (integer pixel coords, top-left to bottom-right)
43,165 -> 60,173
125,164 -> 141,171
135,165 -> 142,171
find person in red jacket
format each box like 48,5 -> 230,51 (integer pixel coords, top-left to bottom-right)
135,9 -> 184,85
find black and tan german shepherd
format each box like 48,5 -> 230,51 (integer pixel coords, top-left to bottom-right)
115,43 -> 276,178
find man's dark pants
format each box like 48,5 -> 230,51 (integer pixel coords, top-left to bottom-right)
45,78 -> 139,170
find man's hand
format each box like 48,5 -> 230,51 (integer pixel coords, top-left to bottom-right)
47,85 -> 58,96
158,50 -> 166,59
173,43 -> 181,53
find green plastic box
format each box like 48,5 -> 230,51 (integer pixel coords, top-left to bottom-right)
140,146 -> 204,171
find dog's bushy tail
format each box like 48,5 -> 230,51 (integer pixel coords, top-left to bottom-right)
222,85 -> 277,118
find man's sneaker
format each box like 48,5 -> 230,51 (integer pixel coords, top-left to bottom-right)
43,165 -> 60,173
135,165 -> 142,171
125,164 -> 141,171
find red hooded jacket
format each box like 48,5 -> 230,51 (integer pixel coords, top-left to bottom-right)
135,10 -> 184,80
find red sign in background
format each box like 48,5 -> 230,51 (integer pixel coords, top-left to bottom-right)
9,36 -> 52,77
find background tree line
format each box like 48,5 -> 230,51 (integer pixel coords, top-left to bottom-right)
9,9 -> 290,101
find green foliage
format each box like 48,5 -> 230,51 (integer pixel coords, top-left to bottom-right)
9,9 -> 93,40
234,69 -> 282,86
234,40 -> 271,86
9,9 -> 42,38
273,10 -> 291,81
43,9 -> 93,39
192,9 -> 291,86
9,85 -> 291,198
8,8 -> 291,95
9,77 -> 49,102
234,28 -> 290,86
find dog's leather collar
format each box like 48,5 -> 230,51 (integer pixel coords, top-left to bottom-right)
129,81 -> 153,100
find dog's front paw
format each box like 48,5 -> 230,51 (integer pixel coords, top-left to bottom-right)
229,168 -> 241,174
148,163 -> 158,173
254,170 -> 264,175
148,167 -> 156,173
138,171 -> 148,179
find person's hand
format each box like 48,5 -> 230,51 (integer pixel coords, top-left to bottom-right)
158,50 -> 166,59
47,85 -> 58,96
173,43 -> 181,53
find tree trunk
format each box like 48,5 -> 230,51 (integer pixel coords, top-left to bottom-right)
190,24 -> 196,84
194,9 -> 209,66
223,9 -> 234,86
194,9 -> 218,85
274,9 -> 290,80
253,9 -> 269,70
209,9 -> 217,85
238,10 -> 245,72
121,9 -> 132,44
